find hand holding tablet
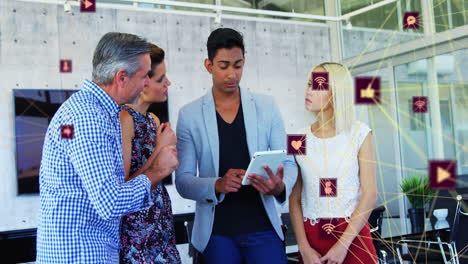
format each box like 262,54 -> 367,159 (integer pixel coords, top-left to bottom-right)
215,169 -> 246,194
242,150 -> 287,196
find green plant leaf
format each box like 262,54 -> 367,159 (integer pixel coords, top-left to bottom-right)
400,175 -> 435,208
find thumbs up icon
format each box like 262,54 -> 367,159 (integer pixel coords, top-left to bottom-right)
355,77 -> 380,104
360,84 -> 375,99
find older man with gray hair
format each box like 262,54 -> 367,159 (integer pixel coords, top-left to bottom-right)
36,32 -> 179,263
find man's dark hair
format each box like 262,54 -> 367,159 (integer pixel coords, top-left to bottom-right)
207,28 -> 245,61
92,32 -> 151,85
148,44 -> 165,78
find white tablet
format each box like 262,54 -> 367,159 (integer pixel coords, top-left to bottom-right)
241,150 -> 287,185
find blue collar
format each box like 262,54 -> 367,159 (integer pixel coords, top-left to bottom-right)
82,80 -> 121,118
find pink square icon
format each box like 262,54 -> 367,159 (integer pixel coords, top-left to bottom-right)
61,125 -> 74,139
320,178 -> 337,197
413,96 -> 428,113
429,160 -> 456,190
80,0 -> 96,12
287,134 -> 306,155
355,76 -> 381,105
318,218 -> 339,240
403,12 -> 420,29
312,72 -> 329,91
60,60 -> 72,73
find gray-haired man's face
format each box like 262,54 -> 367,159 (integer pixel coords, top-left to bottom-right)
124,54 -> 151,104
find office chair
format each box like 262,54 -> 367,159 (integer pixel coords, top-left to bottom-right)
396,195 -> 467,264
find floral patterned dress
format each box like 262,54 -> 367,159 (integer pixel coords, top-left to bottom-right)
120,105 -> 181,264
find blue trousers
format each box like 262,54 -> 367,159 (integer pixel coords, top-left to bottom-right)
203,230 -> 288,264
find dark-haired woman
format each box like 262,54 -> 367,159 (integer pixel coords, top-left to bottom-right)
120,44 -> 181,264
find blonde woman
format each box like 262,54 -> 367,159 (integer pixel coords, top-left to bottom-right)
289,62 -> 378,264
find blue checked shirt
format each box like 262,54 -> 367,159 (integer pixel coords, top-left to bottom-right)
37,80 -> 152,263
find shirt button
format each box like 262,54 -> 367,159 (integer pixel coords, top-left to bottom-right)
206,199 -> 213,203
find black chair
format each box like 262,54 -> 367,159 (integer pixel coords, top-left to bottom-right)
184,220 -> 205,264
396,195 -> 468,264
174,213 -> 194,245
450,195 -> 468,264
0,228 -> 37,263
368,206 -> 389,264
281,213 -> 300,263
369,206 -> 386,236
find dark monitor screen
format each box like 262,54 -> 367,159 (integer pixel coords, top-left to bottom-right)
147,100 -> 172,185
14,89 -> 78,194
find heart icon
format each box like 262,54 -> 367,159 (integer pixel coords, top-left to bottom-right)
291,140 -> 302,150
287,134 -> 306,155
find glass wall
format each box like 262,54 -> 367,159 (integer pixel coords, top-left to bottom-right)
340,0 -> 468,59
358,68 -> 402,221
391,49 -> 468,176
341,0 -> 424,59
436,49 -> 468,175
364,47 -> 468,235
433,0 -> 468,32
393,58 -> 431,176
341,0 -> 400,30
392,57 -> 455,234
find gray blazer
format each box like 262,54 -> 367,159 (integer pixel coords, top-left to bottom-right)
175,87 -> 298,252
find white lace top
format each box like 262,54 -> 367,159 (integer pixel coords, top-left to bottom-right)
295,121 -> 371,225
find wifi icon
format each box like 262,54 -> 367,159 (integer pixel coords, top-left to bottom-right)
312,72 -> 329,90
318,219 -> 339,240
413,96 -> 428,113
322,223 -> 335,234
314,76 -> 326,85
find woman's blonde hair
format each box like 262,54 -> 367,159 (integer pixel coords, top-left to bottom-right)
307,62 -> 355,134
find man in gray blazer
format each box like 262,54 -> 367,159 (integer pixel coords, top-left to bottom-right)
175,28 -> 297,264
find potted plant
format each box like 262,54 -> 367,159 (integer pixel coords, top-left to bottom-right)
400,175 -> 434,233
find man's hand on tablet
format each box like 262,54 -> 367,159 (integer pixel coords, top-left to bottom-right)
215,169 -> 246,194
247,164 -> 285,196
